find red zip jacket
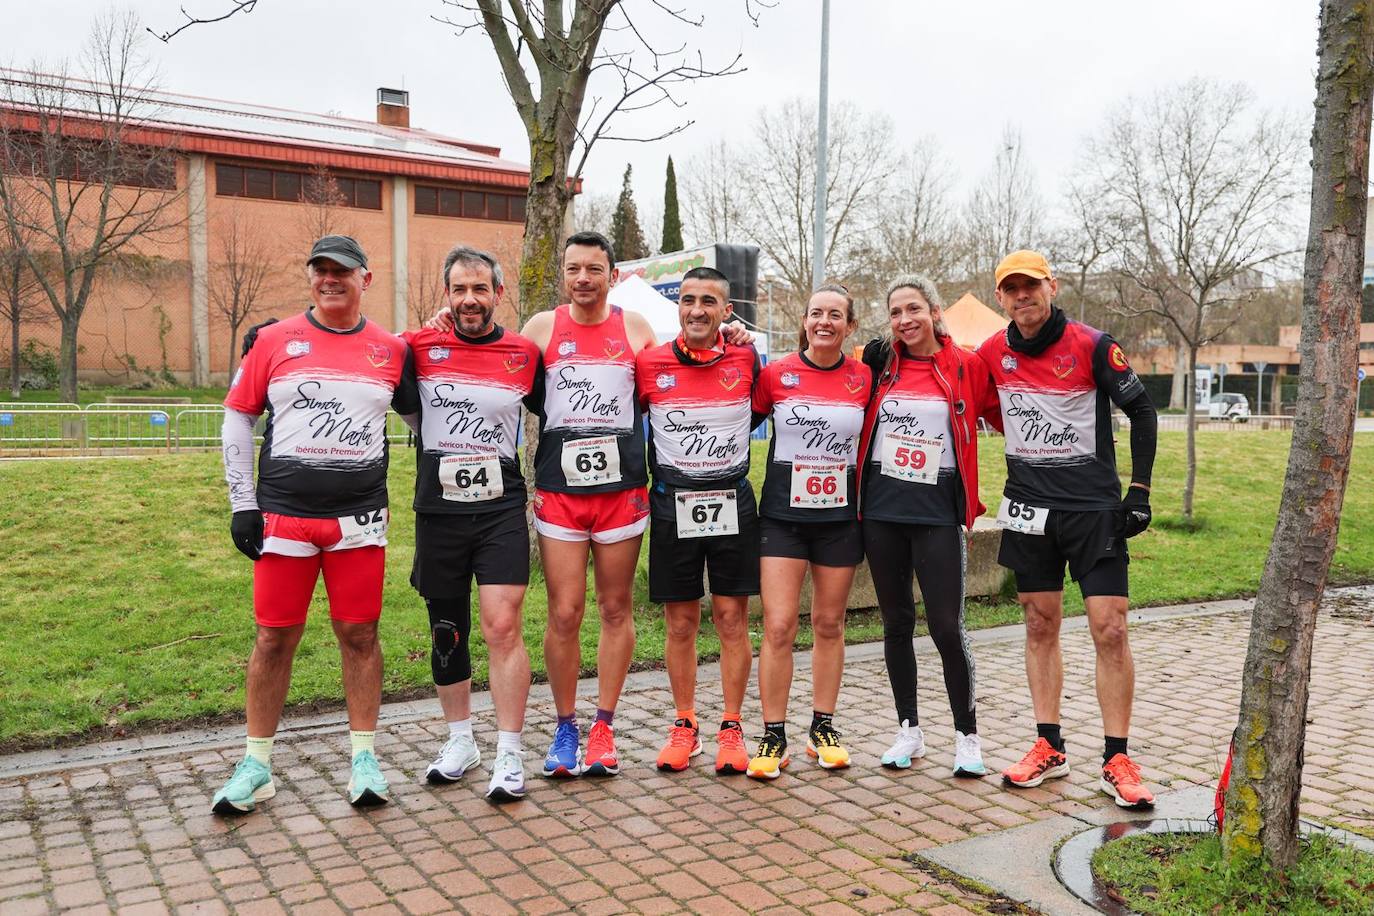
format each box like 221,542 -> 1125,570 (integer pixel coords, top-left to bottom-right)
856,334 -> 992,528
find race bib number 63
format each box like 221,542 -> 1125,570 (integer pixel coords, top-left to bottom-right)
561,436 -> 622,487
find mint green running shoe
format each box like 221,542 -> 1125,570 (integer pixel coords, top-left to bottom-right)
211,757 -> 275,815
348,750 -> 390,807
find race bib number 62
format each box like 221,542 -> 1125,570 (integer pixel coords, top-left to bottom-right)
338,508 -> 389,547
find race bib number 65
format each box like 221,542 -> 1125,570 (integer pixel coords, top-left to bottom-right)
790,461 -> 847,509
561,436 -> 622,487
995,497 -> 1048,535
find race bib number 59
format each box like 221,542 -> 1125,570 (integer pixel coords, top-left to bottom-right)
790,461 -> 847,509
561,436 -> 622,487
880,433 -> 941,485
995,497 -> 1048,535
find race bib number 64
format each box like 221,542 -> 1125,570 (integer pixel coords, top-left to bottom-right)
790,461 -> 847,509
439,454 -> 504,503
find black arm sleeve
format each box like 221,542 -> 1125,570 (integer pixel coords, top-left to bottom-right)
1120,389 -> 1157,488
392,348 -> 420,414
522,354 -> 546,416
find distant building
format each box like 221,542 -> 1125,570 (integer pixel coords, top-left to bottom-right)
1,73 -> 533,385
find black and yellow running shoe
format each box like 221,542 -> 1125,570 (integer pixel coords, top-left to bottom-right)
806,719 -> 851,769
746,730 -> 789,780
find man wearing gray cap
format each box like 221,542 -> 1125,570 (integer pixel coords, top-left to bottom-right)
213,235 -> 413,815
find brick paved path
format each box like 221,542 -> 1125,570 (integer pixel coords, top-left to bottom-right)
2,593 -> 1372,915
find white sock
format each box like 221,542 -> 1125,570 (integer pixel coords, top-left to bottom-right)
245,735 -> 273,767
448,719 -> 473,740
497,730 -> 523,754
349,730 -> 376,760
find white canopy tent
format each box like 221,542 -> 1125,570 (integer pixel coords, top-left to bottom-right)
608,273 -> 680,344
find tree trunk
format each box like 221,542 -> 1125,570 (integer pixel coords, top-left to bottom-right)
9,309 -> 18,399
517,133 -> 571,323
1182,344 -> 1198,521
1169,342 -> 1189,409
58,315 -> 79,404
1222,0 -> 1374,870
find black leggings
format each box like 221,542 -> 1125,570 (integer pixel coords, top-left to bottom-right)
862,519 -> 976,734
427,596 -> 472,686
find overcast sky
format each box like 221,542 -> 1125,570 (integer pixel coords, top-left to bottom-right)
14,1 -> 1321,234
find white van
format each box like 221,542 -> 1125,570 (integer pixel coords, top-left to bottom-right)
1208,392 -> 1251,422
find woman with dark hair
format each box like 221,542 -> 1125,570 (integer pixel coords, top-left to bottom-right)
856,275 -> 994,778
747,285 -> 871,779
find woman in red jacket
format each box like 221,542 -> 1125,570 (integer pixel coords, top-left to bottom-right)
856,275 -> 993,778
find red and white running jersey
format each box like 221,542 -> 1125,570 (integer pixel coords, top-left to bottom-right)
225,310 -> 407,518
976,319 -> 1146,511
635,340 -> 760,514
863,355 -> 962,526
752,351 -> 870,521
533,304 -> 648,493
396,325 -> 541,515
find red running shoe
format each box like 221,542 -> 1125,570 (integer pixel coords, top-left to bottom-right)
584,720 -> 620,776
655,718 -> 701,771
1001,738 -> 1070,788
715,720 -> 749,775
1101,753 -> 1155,809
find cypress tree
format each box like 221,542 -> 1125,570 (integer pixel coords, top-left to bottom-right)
609,164 -> 649,261
661,156 -> 684,252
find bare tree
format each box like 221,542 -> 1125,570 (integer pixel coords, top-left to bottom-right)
962,125 -> 1046,307
743,98 -> 898,305
1223,0 -> 1374,871
680,139 -> 746,246
870,139 -> 962,284
1083,78 -> 1304,521
0,220 -> 48,398
209,210 -> 278,375
573,189 -> 617,240
0,13 -> 189,402
408,245 -> 447,329
300,165 -> 350,244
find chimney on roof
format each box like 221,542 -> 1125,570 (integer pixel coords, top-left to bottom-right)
376,87 -> 409,129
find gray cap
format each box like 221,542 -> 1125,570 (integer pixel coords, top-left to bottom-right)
307,235 -> 368,270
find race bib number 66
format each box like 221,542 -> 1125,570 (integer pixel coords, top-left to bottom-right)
790,461 -> 847,509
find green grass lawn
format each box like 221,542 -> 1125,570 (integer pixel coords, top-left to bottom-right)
1092,831 -> 1374,915
2,385 -> 229,405
2,430 -> 1372,748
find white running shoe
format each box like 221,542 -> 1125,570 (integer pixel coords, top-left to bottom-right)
486,749 -> 527,802
952,730 -> 989,778
880,720 -> 926,769
425,733 -> 481,784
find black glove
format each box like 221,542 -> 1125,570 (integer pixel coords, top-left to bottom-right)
241,318 -> 279,357
1119,487 -> 1151,539
231,510 -> 264,560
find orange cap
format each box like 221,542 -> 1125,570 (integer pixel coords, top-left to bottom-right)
995,249 -> 1053,288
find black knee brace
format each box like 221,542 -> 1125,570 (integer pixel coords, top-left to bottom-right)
427,597 -> 472,686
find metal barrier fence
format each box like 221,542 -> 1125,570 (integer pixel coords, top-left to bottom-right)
0,404 -> 416,457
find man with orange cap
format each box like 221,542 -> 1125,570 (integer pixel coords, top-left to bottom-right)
976,250 -> 1159,810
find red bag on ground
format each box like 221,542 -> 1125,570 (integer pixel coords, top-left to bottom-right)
1214,737 -> 1235,832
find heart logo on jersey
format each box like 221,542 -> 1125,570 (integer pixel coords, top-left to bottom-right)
366,344 -> 392,368
1052,354 -> 1077,379
718,366 -> 741,391
604,338 -> 625,359
504,352 -> 529,373
844,371 -> 863,394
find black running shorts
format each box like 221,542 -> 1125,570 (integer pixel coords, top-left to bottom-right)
648,492 -> 760,603
758,516 -> 863,567
411,506 -> 529,599
998,508 -> 1129,597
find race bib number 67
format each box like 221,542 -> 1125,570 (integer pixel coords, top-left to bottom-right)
790,461 -> 847,509
995,497 -> 1048,535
